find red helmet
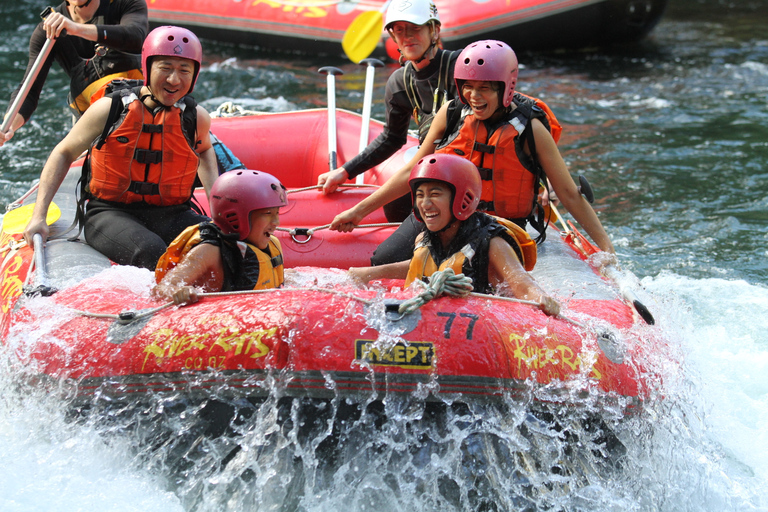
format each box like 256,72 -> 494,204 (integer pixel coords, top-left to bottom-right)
454,40 -> 518,108
210,170 -> 288,239
409,154 -> 481,222
141,26 -> 203,94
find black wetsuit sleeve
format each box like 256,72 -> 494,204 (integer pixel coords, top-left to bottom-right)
95,0 -> 148,52
8,0 -> 147,122
343,70 -> 412,179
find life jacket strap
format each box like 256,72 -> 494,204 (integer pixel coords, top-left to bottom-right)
142,124 -> 163,134
128,181 -> 160,196
477,167 -> 493,180
134,148 -> 163,164
478,200 -> 494,211
473,142 -> 496,154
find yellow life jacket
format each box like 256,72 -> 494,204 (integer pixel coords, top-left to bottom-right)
405,214 -> 536,293
70,69 -> 144,116
155,223 -> 284,290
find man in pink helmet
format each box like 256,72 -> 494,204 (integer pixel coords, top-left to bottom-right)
23,26 -> 219,270
153,170 -> 288,305
1,0 -> 148,147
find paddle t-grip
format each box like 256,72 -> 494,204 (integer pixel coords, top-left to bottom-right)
578,175 -> 595,203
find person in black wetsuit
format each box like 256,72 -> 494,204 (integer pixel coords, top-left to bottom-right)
0,0 -> 147,147
317,0 -> 458,222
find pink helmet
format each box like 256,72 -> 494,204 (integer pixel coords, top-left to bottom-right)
409,153 -> 481,222
454,40 -> 518,108
141,26 -> 203,94
210,170 -> 288,239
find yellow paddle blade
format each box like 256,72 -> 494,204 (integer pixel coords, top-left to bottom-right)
342,10 -> 385,63
1,202 -> 61,235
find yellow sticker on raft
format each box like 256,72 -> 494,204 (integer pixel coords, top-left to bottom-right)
1,202 -> 61,235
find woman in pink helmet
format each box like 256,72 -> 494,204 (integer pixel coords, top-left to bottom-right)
23,26 -> 220,271
349,153 -> 560,316
317,0 -> 460,208
332,40 -> 615,267
1,0 -> 148,147
153,170 -> 288,305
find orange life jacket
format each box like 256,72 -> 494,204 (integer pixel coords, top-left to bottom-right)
155,223 -> 284,291
405,213 -> 537,294
88,91 -> 199,206
436,93 -> 561,240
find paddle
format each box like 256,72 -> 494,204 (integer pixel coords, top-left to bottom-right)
319,66 -> 344,173
1,7 -> 59,135
342,0 -> 394,63
549,199 -> 655,325
1,202 -> 61,236
23,233 -> 57,297
356,57 -> 384,184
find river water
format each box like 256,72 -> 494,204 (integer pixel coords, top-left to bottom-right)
0,0 -> 767,510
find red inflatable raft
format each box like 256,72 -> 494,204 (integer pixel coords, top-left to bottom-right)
0,108 -> 663,415
148,0 -> 668,55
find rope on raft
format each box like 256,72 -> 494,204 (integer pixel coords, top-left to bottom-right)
276,222 -> 400,239
67,286 -> 376,324
397,268 -> 474,315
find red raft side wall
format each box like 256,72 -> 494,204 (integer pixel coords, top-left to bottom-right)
18,278 -> 645,403
0,241 -> 34,342
148,0 -> 666,53
209,109 -> 418,188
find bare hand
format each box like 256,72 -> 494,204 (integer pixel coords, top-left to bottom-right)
329,208 -> 363,232
0,127 -> 14,148
171,286 -> 200,305
589,251 -> 619,272
317,168 -> 349,194
22,217 -> 50,250
43,12 -> 71,39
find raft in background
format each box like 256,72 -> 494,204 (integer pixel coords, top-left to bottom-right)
147,0 -> 669,55
0,108 -> 665,418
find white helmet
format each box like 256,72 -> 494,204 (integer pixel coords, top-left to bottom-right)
385,0 -> 440,30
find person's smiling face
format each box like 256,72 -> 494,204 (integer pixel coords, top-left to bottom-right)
390,21 -> 434,62
148,56 -> 195,106
246,207 -> 281,250
415,181 -> 453,232
461,80 -> 501,121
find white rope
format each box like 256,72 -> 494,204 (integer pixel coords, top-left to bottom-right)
287,183 -> 378,194
67,286 -> 375,324
276,222 -> 400,238
397,268 -> 474,315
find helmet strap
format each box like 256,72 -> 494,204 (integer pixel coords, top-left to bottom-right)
140,88 -> 170,113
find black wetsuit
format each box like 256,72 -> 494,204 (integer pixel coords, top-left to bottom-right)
8,0 -> 148,121
344,48 -> 458,180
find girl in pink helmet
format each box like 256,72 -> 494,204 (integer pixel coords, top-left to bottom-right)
153,170 -> 288,305
332,40 -> 616,268
348,153 -> 560,317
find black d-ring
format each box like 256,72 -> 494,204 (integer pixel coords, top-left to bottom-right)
291,228 -> 313,244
